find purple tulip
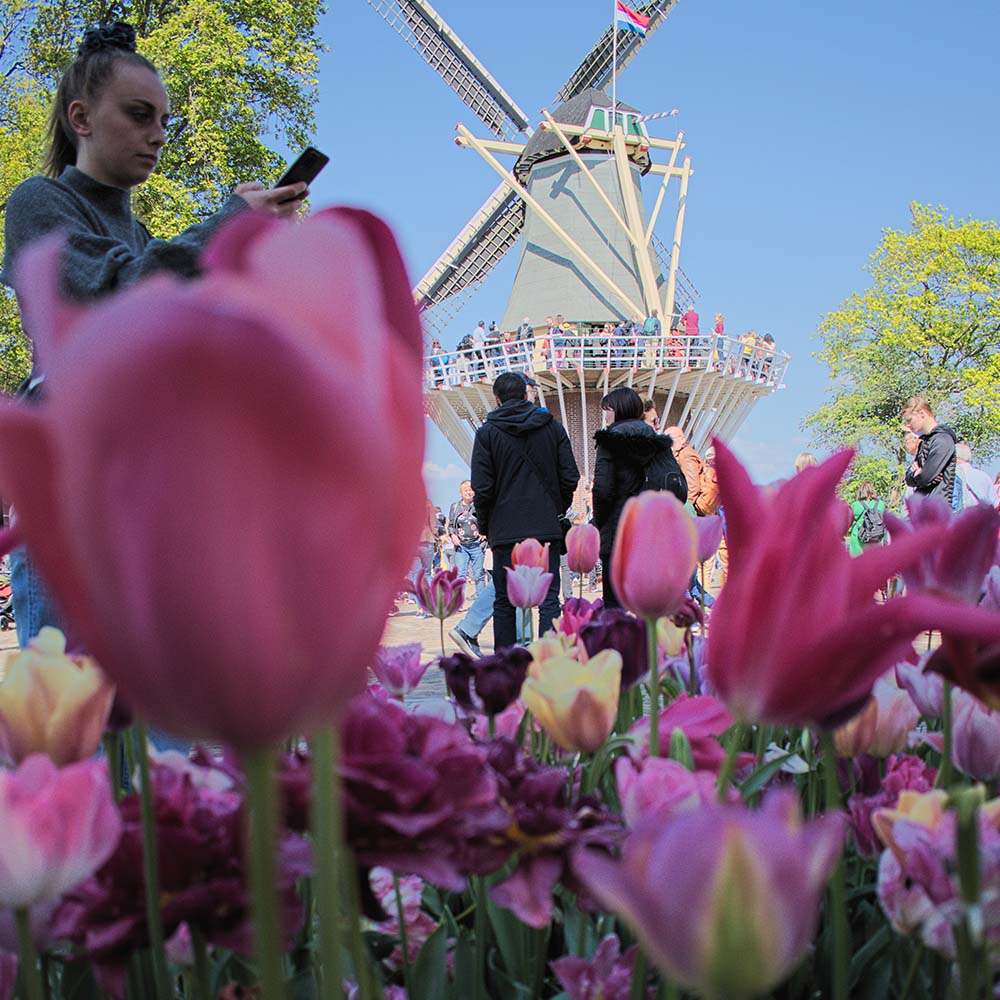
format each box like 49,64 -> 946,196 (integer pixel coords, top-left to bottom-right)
414,567 -> 466,619
506,565 -> 554,609
439,648 -> 531,716
951,688 -> 1000,781
895,655 -> 945,718
575,790 -> 846,999
551,935 -> 642,1000
579,609 -> 648,690
370,643 -> 430,697
694,514 -> 723,564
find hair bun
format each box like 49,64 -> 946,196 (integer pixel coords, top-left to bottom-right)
78,22 -> 137,56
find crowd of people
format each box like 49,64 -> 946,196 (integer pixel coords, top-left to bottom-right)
426,309 -> 786,388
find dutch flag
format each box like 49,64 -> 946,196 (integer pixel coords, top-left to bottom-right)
615,1 -> 650,37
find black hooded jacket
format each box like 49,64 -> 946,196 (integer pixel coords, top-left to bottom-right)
471,399 -> 580,547
592,419 -> 687,553
905,423 -> 957,501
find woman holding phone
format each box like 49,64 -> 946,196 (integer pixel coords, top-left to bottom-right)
1,21 -> 307,645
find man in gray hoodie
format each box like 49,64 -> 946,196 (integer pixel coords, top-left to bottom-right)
902,396 -> 957,502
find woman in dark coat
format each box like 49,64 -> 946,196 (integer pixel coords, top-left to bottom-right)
592,387 -> 687,608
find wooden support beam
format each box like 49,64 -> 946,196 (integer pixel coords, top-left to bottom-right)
645,130 -> 684,244
454,136 -> 526,156
456,124 -> 644,319
662,157 -> 692,324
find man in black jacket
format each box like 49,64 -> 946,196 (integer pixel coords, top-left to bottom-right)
471,372 -> 579,648
902,396 -> 957,503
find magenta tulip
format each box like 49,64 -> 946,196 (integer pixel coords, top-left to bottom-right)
694,514 -> 723,564
611,492 -> 697,620
0,755 -> 121,908
511,538 -> 551,570
370,644 -> 430,697
506,565 -> 554,609
706,440 -> 1000,729
565,524 -> 600,574
414,567 -> 466,620
575,790 -> 846,999
0,210 -> 425,747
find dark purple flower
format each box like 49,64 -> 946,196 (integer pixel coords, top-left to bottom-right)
670,595 -> 704,630
339,693 -> 510,888
552,934 -> 647,1000
439,648 -> 531,716
51,753 -> 310,984
579,608 -> 647,690
485,739 -> 623,927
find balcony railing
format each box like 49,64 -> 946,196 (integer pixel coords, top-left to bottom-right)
423,333 -> 791,390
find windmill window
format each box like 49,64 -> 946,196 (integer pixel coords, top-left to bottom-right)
588,108 -> 608,130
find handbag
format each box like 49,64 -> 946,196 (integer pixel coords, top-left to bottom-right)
497,428 -> 572,555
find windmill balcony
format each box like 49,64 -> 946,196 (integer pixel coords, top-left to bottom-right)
423,333 -> 790,392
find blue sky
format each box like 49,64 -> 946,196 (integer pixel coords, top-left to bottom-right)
298,0 -> 1000,508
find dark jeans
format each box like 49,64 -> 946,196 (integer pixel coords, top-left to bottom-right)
600,550 -> 621,609
492,541 -> 562,649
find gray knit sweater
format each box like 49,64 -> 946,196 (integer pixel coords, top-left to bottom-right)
1,165 -> 247,305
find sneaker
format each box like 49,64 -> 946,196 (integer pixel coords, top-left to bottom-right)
449,628 -> 482,658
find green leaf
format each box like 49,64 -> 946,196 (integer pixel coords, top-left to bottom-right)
668,728 -> 695,770
738,753 -> 793,799
411,923 -> 449,998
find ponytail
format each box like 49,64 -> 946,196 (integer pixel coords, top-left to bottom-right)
43,22 -> 159,177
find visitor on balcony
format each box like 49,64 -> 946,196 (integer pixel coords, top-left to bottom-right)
429,337 -> 447,387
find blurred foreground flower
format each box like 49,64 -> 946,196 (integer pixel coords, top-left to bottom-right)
611,492 -> 696,620
0,209 -> 425,747
576,790 -> 845,999
0,627 -> 114,765
707,441 -> 1000,729
521,649 -> 622,752
0,755 -> 121,909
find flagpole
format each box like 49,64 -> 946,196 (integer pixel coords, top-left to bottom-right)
611,0 -> 618,129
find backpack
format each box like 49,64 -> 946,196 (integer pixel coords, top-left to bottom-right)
857,501 -> 885,546
642,450 -> 688,504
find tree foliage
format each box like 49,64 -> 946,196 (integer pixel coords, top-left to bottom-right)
0,0 -> 323,392
806,203 -> 1000,499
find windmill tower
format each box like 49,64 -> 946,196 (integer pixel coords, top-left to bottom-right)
369,0 -> 790,481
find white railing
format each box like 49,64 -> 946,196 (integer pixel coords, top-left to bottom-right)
423,333 -> 791,389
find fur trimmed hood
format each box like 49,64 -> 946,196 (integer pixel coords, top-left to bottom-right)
594,419 -> 674,466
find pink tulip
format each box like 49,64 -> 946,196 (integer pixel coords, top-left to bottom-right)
611,492 -> 697,620
511,538 -> 551,570
867,675 -> 921,757
614,755 -> 719,827
370,644 -> 430,697
414,567 -> 466,620
951,689 -> 1000,781
575,790 -> 846,999
0,210 -> 425,747
694,514 -> 723,564
706,440 -> 1000,729
565,524 -> 600,574
895,656 -> 945,718
626,694 -> 739,773
0,755 -> 121,908
833,696 -> 878,758
506,565 -> 554,609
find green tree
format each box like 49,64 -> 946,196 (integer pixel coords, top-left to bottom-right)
806,203 -> 1000,500
0,0 -> 323,393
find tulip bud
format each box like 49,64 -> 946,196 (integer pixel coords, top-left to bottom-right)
0,627 -> 115,766
565,523 -> 600,574
611,493 -> 697,620
415,567 -> 466,620
511,538 -> 550,570
832,695 -> 878,758
506,564 -> 553,609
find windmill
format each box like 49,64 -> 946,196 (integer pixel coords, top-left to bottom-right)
368,0 -> 790,481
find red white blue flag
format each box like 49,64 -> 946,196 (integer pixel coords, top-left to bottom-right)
615,1 -> 650,37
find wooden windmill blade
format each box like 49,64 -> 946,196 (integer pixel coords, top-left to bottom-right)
554,0 -> 680,104
413,182 -> 525,329
366,0 -> 532,141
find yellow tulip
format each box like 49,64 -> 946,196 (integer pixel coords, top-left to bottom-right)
656,617 -> 686,658
0,627 -> 115,765
527,633 -> 587,676
520,650 -> 622,753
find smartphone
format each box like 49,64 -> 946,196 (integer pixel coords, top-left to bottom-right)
275,146 -> 329,201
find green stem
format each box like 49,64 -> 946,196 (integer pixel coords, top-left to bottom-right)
311,727 -> 345,1000
133,723 -> 170,1000
578,573 -> 583,600
102,732 -> 122,803
15,908 -> 44,1000
474,879 -> 489,1000
393,875 -> 414,997
191,926 -> 213,1000
821,731 -> 849,1000
954,790 -> 984,1000
439,618 -> 446,659
646,617 -> 660,757
630,950 -> 647,1000
898,943 -> 924,999
716,721 -> 746,801
685,625 -> 697,697
935,681 -> 954,789
345,848 -> 379,1000
245,744 -> 286,1000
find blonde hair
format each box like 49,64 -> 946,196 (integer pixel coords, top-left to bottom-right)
794,452 -> 819,473
901,396 -> 933,419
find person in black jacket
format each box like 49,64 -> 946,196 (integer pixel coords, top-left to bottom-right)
901,396 -> 957,503
592,387 -> 687,608
471,372 -> 579,648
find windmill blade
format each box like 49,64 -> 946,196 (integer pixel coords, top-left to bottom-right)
414,181 -> 525,313
367,0 -> 532,141
554,1 -> 680,104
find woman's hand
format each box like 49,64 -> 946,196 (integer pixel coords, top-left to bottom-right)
235,181 -> 308,217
